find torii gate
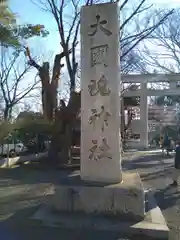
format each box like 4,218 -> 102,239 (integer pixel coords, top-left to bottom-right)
122,73 -> 180,148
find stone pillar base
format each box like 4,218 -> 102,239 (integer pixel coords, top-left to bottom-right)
49,172 -> 145,221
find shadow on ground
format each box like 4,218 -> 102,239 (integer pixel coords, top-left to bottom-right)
131,153 -> 173,169
0,152 -> 174,192
0,206 -> 158,240
155,186 -> 180,210
154,186 -> 180,240
141,167 -> 173,181
0,152 -> 138,186
0,153 -> 178,239
139,159 -> 179,211
0,161 -> 78,187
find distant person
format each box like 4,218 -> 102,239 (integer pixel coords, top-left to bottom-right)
159,135 -> 164,148
37,133 -> 46,152
163,134 -> 171,156
171,141 -> 180,186
171,140 -> 175,150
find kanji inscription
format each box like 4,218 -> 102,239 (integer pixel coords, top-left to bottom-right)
88,15 -> 112,37
91,44 -> 108,67
88,75 -> 111,96
88,105 -> 111,132
99,106 -> 111,132
89,138 -> 112,161
89,108 -> 98,129
98,138 -> 112,160
89,140 -> 98,161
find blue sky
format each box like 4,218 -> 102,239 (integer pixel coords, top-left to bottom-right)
10,0 -> 61,54
10,0 -> 180,55
8,0 -> 180,112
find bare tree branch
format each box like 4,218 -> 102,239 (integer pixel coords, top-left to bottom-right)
0,47 -> 38,120
142,10 -> 180,73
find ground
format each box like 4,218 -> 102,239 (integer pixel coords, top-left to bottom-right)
0,151 -> 179,240
125,151 -> 180,240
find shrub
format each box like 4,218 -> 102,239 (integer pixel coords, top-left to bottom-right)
15,118 -> 53,145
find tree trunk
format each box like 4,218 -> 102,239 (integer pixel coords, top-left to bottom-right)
60,124 -> 72,164
39,63 -> 54,121
49,92 -> 80,166
3,105 -> 11,120
26,49 -> 66,122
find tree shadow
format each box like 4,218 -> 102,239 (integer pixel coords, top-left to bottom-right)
0,164 -> 75,187
0,153 -> 177,240
131,153 -> 173,169
141,167 -> 173,181
141,166 -> 180,211
0,165 -> 131,188
154,185 -> 180,211
0,151 -> 143,186
0,151 -> 173,188
121,152 -> 166,170
0,205 -> 157,240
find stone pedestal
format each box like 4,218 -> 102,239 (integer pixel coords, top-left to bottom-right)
50,172 -> 145,221
80,2 -> 122,183
32,173 -> 169,239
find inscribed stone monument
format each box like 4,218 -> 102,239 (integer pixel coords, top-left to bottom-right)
80,3 -> 122,183
32,4 -> 169,235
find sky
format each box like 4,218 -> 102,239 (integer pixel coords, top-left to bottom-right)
10,0 -> 61,57
8,0 -> 180,113
10,0 -> 180,56
154,0 -> 180,7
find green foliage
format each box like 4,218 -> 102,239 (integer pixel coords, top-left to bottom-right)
155,95 -> 180,106
1,24 -> 49,48
0,1 -> 16,25
151,125 -> 179,143
0,117 -> 52,150
124,97 -> 140,106
15,118 -> 52,145
0,0 -> 17,45
0,0 -> 49,47
16,24 -> 49,39
0,121 -> 15,144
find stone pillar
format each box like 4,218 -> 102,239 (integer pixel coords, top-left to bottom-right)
140,82 -> 148,149
80,3 -> 122,183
